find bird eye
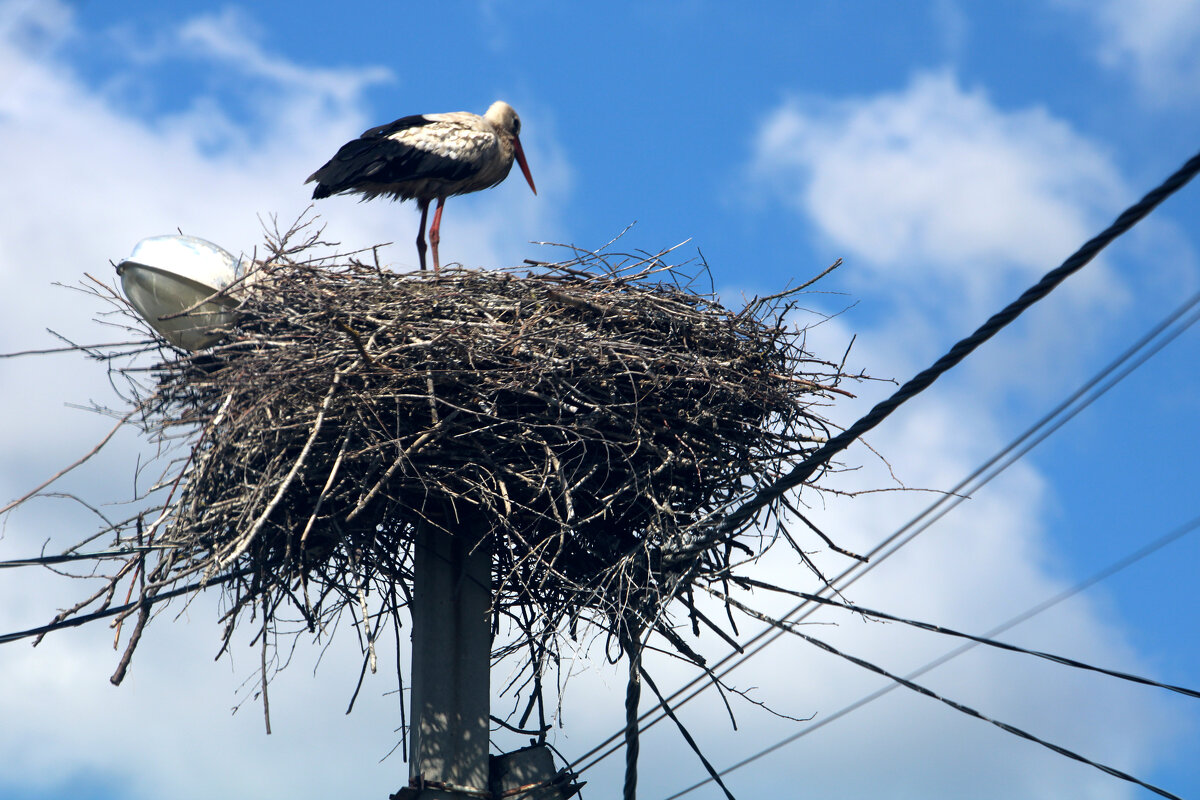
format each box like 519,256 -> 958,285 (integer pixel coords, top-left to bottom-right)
513,117 -> 521,135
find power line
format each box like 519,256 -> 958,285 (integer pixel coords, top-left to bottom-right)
710,578 -> 1200,699
738,626 -> 1181,799
662,511 -> 1200,799
572,277 -> 1200,777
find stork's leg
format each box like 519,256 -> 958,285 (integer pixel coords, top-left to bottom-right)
429,197 -> 446,273
416,198 -> 430,271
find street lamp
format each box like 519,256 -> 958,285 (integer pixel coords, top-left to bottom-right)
117,235 -> 246,351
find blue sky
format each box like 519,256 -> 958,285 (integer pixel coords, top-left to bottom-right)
1,1 -> 1199,798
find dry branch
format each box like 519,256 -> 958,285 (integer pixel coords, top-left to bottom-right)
13,217 -> 866,731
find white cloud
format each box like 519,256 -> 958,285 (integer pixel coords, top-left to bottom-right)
1058,0 -> 1200,105
931,0 -> 968,63
749,70 -> 1142,405
752,73 -> 1125,310
175,9 -> 390,104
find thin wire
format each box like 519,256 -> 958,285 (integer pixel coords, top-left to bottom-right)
0,569 -> 249,646
571,282 -> 1200,776
0,545 -> 180,568
757,628 -> 1181,798
0,342 -> 147,358
662,512 -> 1200,799
711,579 -> 1200,698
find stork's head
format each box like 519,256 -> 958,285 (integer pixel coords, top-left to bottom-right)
486,101 -> 536,196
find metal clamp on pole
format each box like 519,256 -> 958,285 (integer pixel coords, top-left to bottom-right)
391,774 -> 495,799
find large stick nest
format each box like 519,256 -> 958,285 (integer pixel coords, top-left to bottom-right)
43,219 -> 865,718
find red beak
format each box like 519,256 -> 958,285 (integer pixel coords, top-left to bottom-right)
513,135 -> 537,196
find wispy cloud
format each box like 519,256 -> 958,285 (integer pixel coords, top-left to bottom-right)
177,8 -> 392,105
751,71 -> 1126,315
931,0 -> 969,64
1056,0 -> 1200,106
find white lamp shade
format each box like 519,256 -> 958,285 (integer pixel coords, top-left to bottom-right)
117,235 -> 244,351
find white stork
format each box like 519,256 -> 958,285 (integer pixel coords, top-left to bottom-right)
306,100 -> 537,272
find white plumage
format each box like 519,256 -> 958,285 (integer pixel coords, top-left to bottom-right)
307,101 -> 537,272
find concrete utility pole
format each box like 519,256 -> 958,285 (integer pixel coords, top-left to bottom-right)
408,520 -> 492,799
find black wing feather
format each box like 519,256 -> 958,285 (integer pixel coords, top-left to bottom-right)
308,114 -> 479,198
360,114 -> 433,139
